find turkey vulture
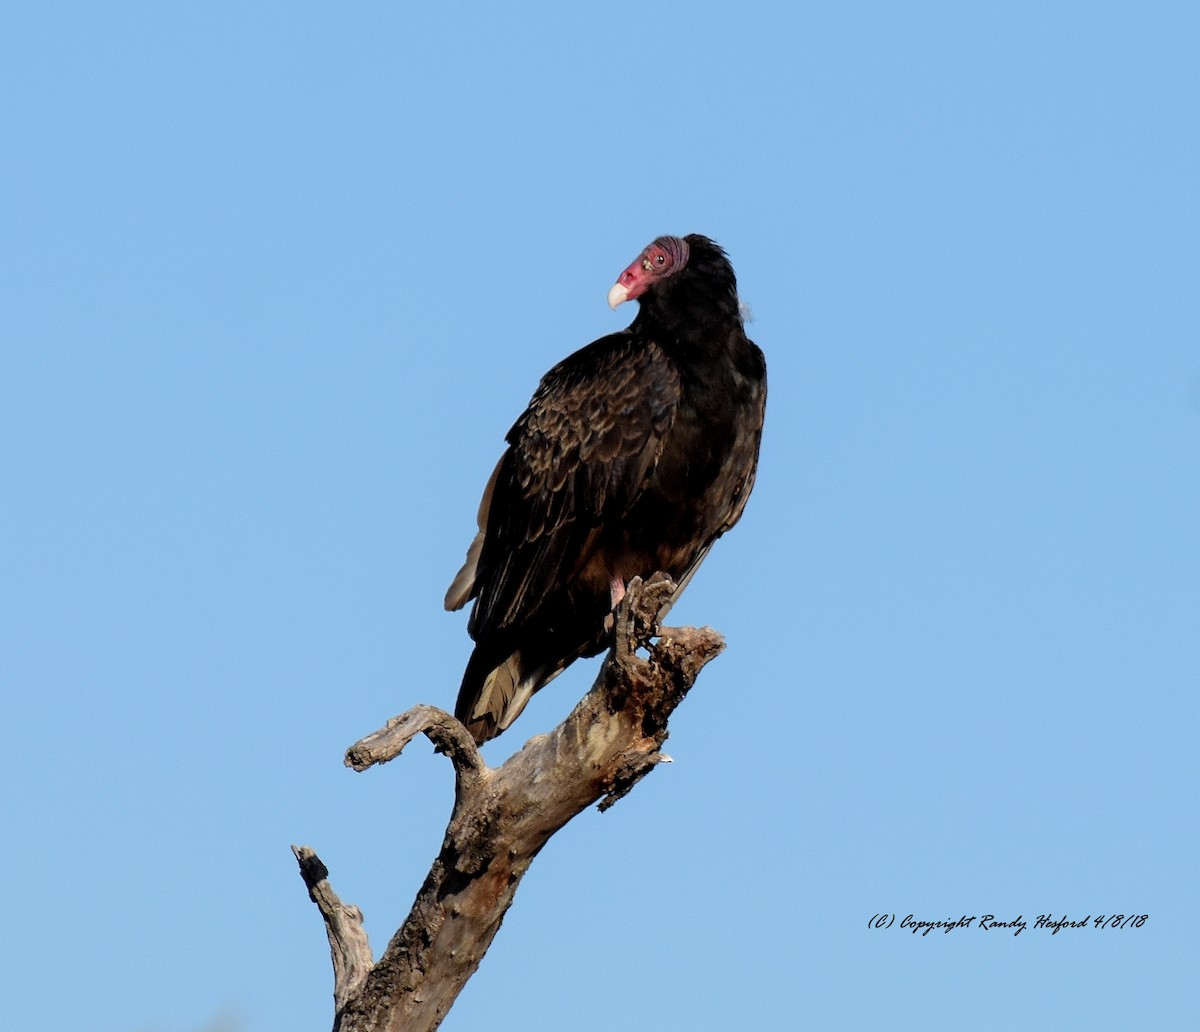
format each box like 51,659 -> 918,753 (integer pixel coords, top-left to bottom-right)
445,234 -> 766,744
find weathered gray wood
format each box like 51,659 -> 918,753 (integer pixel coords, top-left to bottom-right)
293,574 -> 725,1032
291,846 -> 372,1015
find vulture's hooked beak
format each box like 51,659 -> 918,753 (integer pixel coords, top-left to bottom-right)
608,251 -> 658,310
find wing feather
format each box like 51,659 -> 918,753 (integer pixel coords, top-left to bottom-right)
464,332 -> 681,639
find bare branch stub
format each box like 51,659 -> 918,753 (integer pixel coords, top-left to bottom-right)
345,704 -> 484,773
298,575 -> 726,1032
291,846 -> 373,1016
592,576 -> 726,810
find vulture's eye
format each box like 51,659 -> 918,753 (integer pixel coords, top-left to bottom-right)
654,253 -> 666,266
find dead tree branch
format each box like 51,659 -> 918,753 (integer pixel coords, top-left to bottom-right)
293,574 -> 725,1032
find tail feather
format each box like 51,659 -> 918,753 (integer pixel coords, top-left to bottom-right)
453,591 -> 624,744
455,648 -> 553,745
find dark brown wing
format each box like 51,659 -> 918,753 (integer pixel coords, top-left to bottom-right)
460,331 -> 681,641
715,337 -> 767,535
648,335 -> 767,615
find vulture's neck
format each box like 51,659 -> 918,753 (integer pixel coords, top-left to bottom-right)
633,281 -> 744,360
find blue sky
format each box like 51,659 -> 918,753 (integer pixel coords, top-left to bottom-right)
3,2 -> 1197,1030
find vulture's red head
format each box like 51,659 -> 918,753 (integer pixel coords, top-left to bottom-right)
607,233 -> 742,335
607,235 -> 692,309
